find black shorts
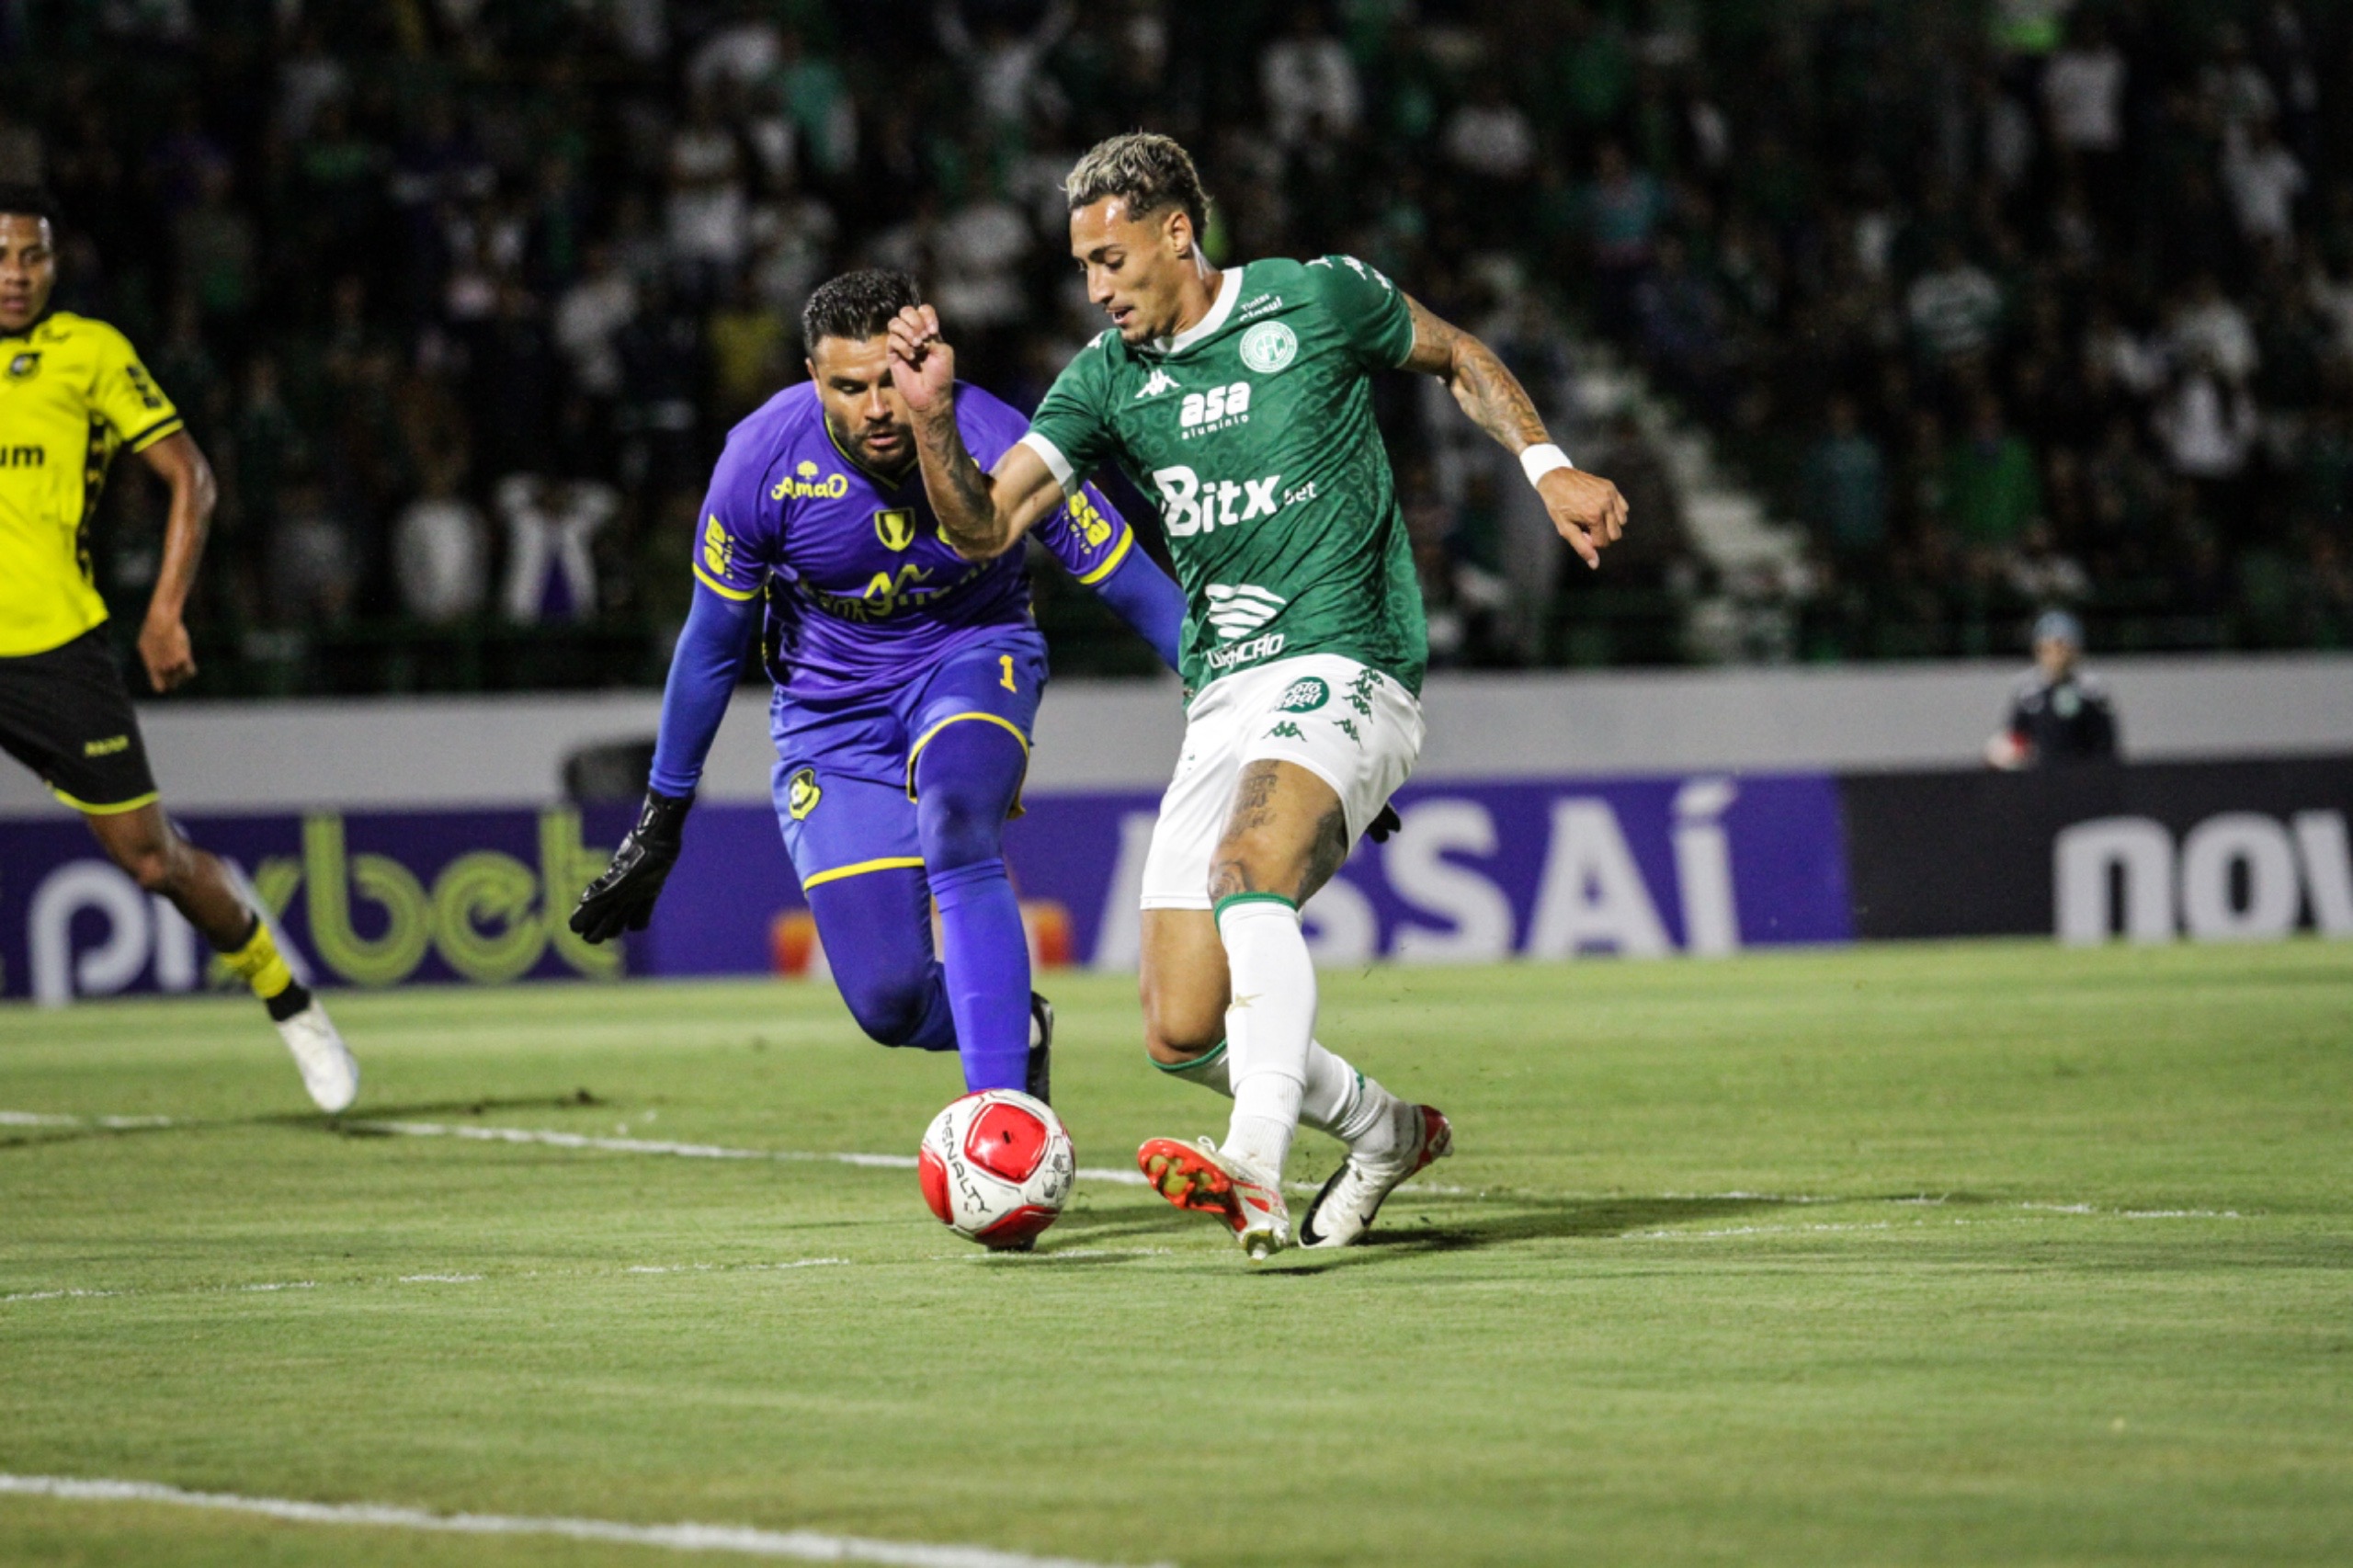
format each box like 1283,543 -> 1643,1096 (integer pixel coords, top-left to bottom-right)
0,626 -> 159,813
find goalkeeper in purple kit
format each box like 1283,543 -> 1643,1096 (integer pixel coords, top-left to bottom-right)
570,271 -> 1186,1101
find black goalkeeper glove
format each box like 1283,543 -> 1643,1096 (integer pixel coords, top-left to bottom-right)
1366,803 -> 1403,844
570,790 -> 692,944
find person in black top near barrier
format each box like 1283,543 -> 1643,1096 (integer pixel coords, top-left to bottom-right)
1987,609 -> 2120,768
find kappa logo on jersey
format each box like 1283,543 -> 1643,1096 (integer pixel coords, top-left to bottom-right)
1310,255 -> 1395,292
1134,367 -> 1179,400
1152,465 -> 1282,538
1178,381 -> 1252,435
771,458 -> 850,500
786,767 -> 823,819
1204,583 -> 1288,640
1239,321 -> 1298,374
874,507 -> 916,551
6,351 -> 40,380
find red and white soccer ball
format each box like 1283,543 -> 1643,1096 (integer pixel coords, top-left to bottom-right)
918,1089 -> 1074,1250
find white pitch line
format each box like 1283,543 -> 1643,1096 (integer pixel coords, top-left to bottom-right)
0,1109 -> 176,1129
0,1474 -> 1170,1568
1,1258 -> 854,1309
15,1111 -> 2230,1219
357,1119 -> 1161,1188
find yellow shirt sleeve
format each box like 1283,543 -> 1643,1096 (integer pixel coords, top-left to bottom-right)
89,323 -> 184,451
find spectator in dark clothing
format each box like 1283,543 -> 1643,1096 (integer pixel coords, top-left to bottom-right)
1988,609 -> 2120,767
1802,393 -> 1888,562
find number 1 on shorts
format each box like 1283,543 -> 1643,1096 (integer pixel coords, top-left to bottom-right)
999,654 -> 1016,691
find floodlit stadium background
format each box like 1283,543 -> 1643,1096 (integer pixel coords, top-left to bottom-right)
3,0 -> 2348,992
5,9 -> 2352,1567
8,0 -> 2353,689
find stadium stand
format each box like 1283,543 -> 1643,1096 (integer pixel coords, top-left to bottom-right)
5,0 -> 2348,693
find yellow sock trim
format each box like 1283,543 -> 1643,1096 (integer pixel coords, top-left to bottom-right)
222,921 -> 295,1001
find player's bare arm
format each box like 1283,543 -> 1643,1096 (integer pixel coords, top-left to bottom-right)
884,304 -> 1065,561
132,431 -> 216,693
1399,296 -> 1628,570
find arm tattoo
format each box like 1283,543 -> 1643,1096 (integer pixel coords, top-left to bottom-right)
1451,335 -> 1551,450
1406,296 -> 1551,454
913,409 -> 1008,557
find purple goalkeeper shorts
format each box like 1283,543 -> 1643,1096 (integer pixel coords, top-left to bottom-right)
767,631 -> 1048,892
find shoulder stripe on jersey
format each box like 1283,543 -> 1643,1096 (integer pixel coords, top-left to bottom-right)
1016,431 -> 1077,494
691,562 -> 761,601
122,415 -> 186,453
1073,525 -> 1134,585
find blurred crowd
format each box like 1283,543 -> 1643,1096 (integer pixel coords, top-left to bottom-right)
5,0 -> 2349,694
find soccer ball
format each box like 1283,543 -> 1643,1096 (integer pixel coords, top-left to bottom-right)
918,1089 -> 1075,1250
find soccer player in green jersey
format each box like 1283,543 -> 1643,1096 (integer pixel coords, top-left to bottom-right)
888,133 -> 1626,1259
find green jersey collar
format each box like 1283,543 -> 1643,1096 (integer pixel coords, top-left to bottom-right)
1148,265 -> 1244,358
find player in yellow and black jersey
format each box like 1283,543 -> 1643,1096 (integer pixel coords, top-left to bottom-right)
0,186 -> 358,1111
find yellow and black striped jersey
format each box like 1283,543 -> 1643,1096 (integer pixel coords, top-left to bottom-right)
0,311 -> 183,657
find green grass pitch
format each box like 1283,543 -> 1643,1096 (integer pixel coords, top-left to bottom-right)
3,939 -> 2350,1566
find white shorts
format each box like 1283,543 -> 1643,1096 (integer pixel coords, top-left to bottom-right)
1139,653 -> 1425,911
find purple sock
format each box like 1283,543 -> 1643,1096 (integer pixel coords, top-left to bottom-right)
926,858 -> 1031,1093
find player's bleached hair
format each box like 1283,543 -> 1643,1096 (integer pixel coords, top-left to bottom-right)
0,184 -> 62,226
1064,132 -> 1210,239
801,268 -> 921,350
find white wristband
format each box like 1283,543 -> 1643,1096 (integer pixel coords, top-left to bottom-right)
1519,443 -> 1574,487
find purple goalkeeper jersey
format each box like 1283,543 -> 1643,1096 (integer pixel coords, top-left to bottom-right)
692,381 -> 1138,704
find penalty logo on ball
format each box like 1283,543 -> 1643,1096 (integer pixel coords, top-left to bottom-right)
918,1089 -> 1074,1250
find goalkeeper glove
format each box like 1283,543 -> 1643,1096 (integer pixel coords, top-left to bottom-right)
570,790 -> 692,944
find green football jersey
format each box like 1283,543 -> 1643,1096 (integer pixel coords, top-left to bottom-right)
1021,255 -> 1428,694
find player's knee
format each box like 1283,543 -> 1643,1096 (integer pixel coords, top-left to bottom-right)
913,721 -> 1022,871
1208,838 -> 1299,903
109,835 -> 182,893
1142,1030 -> 1219,1068
1139,977 -> 1223,1063
837,971 -> 935,1049
915,786 -> 1005,872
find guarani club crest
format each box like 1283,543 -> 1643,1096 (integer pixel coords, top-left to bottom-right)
874,507 -> 916,551
1239,322 -> 1297,374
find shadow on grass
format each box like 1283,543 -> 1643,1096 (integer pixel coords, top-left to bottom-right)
0,1091 -> 608,1153
1040,1190 -> 1867,1267
322,1091 -> 609,1132
1264,1193 -> 1804,1273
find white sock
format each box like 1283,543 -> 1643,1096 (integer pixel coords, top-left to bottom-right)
1159,1037 -> 1393,1148
1216,897 -> 1317,1176
1302,1044 -> 1404,1156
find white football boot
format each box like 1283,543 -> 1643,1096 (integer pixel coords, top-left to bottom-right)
1298,1103 -> 1452,1249
276,996 -> 359,1114
1137,1136 -> 1291,1260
